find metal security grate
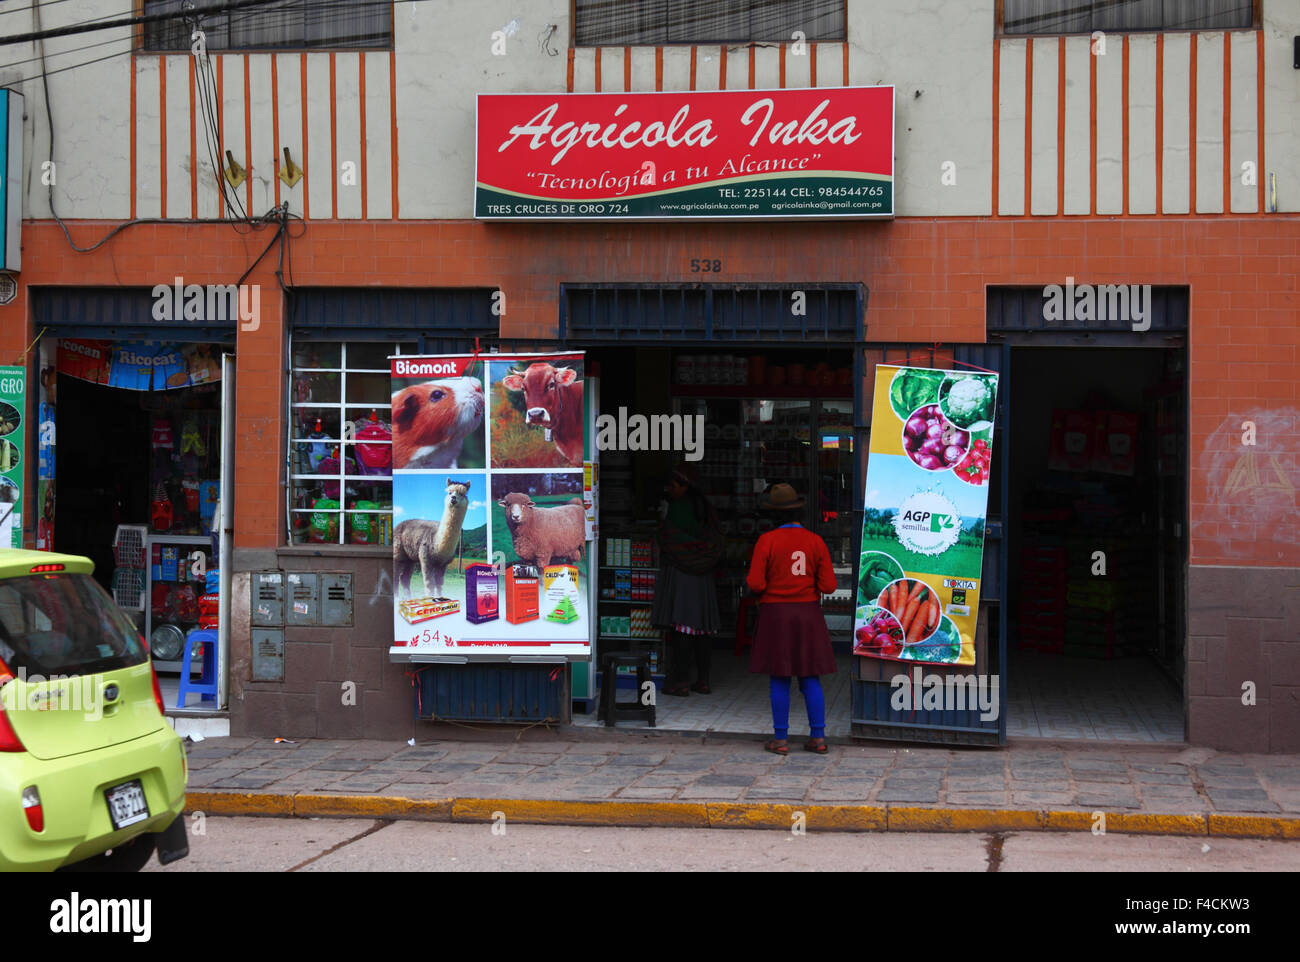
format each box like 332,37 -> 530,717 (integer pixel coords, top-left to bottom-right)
562,284 -> 865,343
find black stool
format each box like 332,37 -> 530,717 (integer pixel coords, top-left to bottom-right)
598,652 -> 656,728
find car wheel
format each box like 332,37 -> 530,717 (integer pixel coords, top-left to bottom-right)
59,835 -> 157,873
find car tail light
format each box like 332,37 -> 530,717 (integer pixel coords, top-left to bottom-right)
29,563 -> 64,573
21,787 -> 43,833
0,656 -> 23,753
150,663 -> 166,717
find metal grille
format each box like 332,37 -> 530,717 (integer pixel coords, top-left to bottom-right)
562,284 -> 865,343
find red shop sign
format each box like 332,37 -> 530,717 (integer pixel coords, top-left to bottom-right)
475,86 -> 894,220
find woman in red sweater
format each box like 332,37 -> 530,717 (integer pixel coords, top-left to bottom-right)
746,483 -> 839,755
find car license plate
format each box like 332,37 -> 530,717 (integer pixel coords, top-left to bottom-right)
105,780 -> 149,830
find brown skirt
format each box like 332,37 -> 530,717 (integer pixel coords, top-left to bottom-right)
748,602 -> 837,678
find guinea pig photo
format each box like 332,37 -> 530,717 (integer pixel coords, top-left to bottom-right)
391,377 -> 485,469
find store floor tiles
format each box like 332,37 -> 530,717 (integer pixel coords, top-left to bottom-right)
1006,648 -> 1184,743
574,651 -> 855,738
577,647 -> 1184,743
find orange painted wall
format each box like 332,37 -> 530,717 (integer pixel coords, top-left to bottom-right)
2,216 -> 1296,564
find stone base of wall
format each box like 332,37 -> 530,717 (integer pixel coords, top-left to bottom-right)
1187,565 -> 1300,753
228,547 -> 415,741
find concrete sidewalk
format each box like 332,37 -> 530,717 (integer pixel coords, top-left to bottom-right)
181,729 -> 1300,838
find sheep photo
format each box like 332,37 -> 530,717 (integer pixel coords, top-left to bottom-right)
489,472 -> 587,575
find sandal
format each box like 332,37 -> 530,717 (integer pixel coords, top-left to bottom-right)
804,739 -> 828,754
764,739 -> 789,756
662,683 -> 690,697
690,682 -> 712,694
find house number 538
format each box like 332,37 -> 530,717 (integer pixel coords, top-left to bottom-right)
690,258 -> 722,272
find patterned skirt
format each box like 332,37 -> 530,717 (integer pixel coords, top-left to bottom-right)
748,601 -> 837,677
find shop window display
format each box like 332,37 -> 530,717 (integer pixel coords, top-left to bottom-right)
289,340 -> 416,545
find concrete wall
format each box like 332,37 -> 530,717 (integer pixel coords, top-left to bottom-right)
1187,565 -> 1300,753
230,549 -> 414,741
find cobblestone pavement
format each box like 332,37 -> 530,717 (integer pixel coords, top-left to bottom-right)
181,731 -> 1300,814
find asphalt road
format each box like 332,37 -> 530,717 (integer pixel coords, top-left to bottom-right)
145,816 -> 1300,872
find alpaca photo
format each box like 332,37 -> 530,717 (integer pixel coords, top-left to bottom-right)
393,475 -> 488,600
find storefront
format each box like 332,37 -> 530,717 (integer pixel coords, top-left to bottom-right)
29,287 -> 235,698
6,6 -> 1295,753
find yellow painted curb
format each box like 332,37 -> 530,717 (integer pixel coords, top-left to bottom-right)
1044,810 -> 1208,835
184,791 -> 293,817
706,803 -> 887,831
1208,815 -> 1300,839
890,807 -> 1043,833
294,794 -> 454,820
451,798 -> 710,828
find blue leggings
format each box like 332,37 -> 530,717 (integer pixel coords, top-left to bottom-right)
769,676 -> 826,741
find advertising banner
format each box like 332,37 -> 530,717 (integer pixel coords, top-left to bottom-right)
854,366 -> 998,666
390,352 -> 591,659
0,365 -> 23,548
476,86 -> 893,220
36,339 -> 54,550
57,340 -> 222,390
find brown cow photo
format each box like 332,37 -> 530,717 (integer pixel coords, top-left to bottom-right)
489,357 -> 585,468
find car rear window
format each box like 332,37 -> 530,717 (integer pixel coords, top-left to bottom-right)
0,572 -> 148,677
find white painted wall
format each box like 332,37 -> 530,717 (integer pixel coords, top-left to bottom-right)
5,0 -> 1294,221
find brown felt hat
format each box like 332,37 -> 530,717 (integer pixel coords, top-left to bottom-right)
759,483 -> 805,510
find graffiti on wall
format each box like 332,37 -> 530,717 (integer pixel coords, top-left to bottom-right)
1199,408 -> 1299,561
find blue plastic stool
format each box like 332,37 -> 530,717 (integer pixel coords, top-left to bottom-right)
176,629 -> 219,708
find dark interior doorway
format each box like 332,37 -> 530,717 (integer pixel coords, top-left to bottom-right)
1005,345 -> 1186,741
54,377 -> 151,591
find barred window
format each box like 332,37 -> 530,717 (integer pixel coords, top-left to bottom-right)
143,0 -> 392,52
574,0 -> 845,46
289,340 -> 414,546
1003,0 -> 1253,35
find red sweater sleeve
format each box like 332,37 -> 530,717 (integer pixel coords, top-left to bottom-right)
745,533 -> 771,595
814,537 -> 838,595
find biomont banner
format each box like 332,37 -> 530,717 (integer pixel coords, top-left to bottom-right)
854,366 -> 999,667
475,86 -> 894,219
389,353 -> 591,660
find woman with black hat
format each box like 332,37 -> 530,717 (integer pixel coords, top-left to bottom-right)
651,462 -> 722,696
746,482 -> 838,754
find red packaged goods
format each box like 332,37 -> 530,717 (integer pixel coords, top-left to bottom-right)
1048,409 -> 1093,472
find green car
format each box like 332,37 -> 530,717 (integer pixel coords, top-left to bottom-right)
0,549 -> 189,871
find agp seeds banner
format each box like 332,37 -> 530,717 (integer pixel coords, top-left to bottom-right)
0,366 -> 23,548
389,353 -> 591,660
854,365 -> 998,666
476,86 -> 893,219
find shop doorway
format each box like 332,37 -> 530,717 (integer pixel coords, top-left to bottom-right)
45,339 -> 226,686
1005,344 -> 1186,741
573,343 -> 860,736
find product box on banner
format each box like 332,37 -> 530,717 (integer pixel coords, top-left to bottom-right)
854,365 -> 998,667
389,352 -> 591,660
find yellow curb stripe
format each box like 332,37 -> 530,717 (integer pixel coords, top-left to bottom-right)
293,794 -> 454,820
183,791 -> 1298,840
185,791 -> 293,816
1209,815 -> 1300,839
451,798 -> 710,828
706,803 -> 887,831
891,807 -> 1043,833
1044,810 -> 1208,835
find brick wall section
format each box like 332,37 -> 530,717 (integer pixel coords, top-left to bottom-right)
8,216 -> 1298,746
1187,565 -> 1300,753
9,216 -> 1296,565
